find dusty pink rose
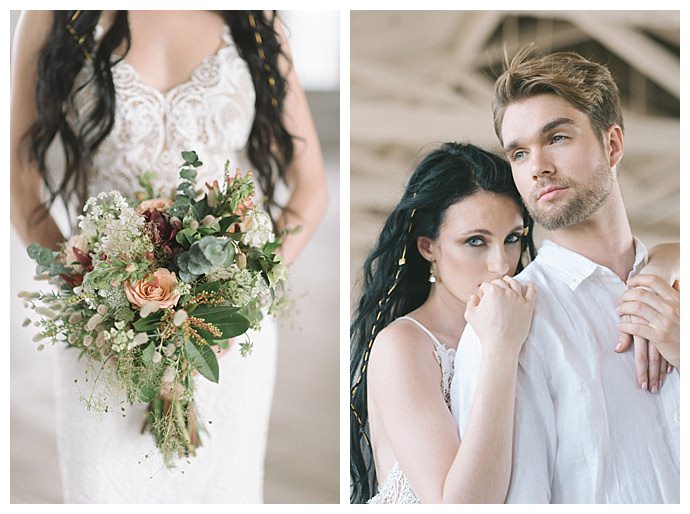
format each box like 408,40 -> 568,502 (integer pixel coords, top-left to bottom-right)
137,197 -> 174,214
124,268 -> 181,310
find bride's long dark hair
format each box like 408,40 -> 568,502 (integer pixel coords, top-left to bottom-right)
25,10 -> 293,223
350,142 -> 536,503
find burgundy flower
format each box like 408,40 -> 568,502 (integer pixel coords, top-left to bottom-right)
143,209 -> 182,253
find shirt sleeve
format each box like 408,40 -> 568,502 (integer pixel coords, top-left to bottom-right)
505,341 -> 557,503
451,323 -> 482,433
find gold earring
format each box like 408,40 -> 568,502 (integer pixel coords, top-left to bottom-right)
428,266 -> 436,284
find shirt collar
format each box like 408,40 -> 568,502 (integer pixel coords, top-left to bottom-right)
536,237 -> 648,291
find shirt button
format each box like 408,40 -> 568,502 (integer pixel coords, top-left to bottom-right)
675,412 -> 680,425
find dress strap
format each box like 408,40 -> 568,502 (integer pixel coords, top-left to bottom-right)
395,316 -> 447,352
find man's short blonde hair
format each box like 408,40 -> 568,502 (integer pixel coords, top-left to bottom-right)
493,45 -> 624,144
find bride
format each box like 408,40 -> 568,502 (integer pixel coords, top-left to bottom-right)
350,142 -> 678,503
11,10 -> 328,503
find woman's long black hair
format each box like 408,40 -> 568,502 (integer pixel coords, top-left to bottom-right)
350,142 -> 536,503
25,10 -> 293,224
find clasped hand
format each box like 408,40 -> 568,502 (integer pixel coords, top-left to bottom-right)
616,273 -> 680,393
465,276 -> 536,360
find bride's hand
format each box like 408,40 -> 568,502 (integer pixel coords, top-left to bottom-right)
616,274 -> 680,380
464,276 -> 536,361
213,338 -> 235,359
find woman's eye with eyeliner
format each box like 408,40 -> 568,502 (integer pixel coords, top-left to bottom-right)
465,237 -> 485,247
505,233 -> 521,244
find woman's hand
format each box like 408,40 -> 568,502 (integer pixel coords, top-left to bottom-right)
213,338 -> 235,359
617,274 -> 680,378
615,243 -> 679,392
465,276 -> 536,361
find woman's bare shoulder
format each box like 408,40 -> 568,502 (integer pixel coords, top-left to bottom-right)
368,318 -> 439,381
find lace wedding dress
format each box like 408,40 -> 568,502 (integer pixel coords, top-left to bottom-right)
368,316 -> 456,504
52,25 -> 278,503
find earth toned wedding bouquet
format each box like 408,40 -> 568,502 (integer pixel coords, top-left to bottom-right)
21,151 -> 287,464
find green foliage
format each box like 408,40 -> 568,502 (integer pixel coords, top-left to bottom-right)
137,171 -> 157,199
192,305 -> 250,339
176,236 -> 236,282
86,259 -> 146,290
181,151 -> 202,167
22,149 -> 288,467
184,338 -> 219,383
133,312 -> 163,332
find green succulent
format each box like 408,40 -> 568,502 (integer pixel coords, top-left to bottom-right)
176,236 -> 236,283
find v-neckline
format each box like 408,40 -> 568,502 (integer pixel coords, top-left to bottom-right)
110,25 -> 232,99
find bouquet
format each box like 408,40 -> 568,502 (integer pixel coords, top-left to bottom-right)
21,151 -> 287,464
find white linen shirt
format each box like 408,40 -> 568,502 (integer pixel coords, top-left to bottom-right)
450,239 -> 680,503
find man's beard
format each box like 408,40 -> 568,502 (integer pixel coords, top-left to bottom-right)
525,160 -> 613,231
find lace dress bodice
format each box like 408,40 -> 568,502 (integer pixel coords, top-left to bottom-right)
74,25 -> 255,199
368,316 -> 456,504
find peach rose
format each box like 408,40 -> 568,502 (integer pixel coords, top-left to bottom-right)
124,268 -> 181,310
137,197 -> 174,214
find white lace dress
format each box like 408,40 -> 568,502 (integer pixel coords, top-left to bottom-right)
52,25 -> 278,503
368,316 -> 456,504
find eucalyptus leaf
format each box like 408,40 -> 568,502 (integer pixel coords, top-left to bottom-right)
187,253 -> 212,275
181,151 -> 199,164
141,342 -> 155,364
198,237 -> 231,266
27,243 -> 42,259
138,383 -> 158,402
180,169 -> 198,181
178,269 -> 198,283
37,248 -> 55,267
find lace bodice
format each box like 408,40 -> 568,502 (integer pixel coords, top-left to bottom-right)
74,25 -> 255,199
368,316 -> 456,504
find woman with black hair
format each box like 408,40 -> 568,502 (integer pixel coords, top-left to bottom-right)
350,142 -> 679,504
11,10 -> 327,503
351,142 -> 536,503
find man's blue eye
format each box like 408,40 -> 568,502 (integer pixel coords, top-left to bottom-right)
513,150 -> 526,161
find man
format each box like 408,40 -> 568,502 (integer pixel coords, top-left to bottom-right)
450,47 -> 679,503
